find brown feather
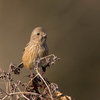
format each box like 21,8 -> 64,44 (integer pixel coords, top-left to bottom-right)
22,27 -> 49,70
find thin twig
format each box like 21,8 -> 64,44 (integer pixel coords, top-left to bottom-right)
24,74 -> 38,92
36,70 -> 53,100
14,84 -> 30,100
33,54 -> 55,100
2,95 -> 8,100
0,68 -> 7,92
0,54 -> 60,100
39,54 -> 56,61
10,92 -> 39,96
8,64 -> 12,94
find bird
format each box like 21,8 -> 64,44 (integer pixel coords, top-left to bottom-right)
17,27 -> 53,99
22,27 -> 49,70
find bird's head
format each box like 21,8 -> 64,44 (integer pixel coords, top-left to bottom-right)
30,27 -> 47,44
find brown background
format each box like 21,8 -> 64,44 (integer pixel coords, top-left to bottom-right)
0,0 -> 100,100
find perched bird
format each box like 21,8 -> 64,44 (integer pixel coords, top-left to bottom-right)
22,27 -> 49,70
17,27 -> 53,99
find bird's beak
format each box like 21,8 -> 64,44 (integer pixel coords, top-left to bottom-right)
42,33 -> 47,38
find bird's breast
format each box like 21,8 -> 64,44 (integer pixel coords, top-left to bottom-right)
22,43 -> 46,70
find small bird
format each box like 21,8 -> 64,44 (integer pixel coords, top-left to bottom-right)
17,27 -> 53,99
22,27 -> 49,70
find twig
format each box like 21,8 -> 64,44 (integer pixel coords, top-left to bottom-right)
0,68 -> 7,92
33,54 -> 56,100
15,83 -> 30,100
35,70 -> 53,100
10,92 -> 39,96
0,54 -> 63,100
24,74 -> 38,92
39,54 -> 56,61
8,64 -> 12,93
2,95 -> 8,100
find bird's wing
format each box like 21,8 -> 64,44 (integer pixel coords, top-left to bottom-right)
43,44 -> 49,57
18,43 -> 29,68
23,42 -> 29,52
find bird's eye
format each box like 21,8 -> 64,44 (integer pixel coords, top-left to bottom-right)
37,33 -> 40,35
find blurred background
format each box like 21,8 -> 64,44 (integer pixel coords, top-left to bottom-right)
0,0 -> 100,100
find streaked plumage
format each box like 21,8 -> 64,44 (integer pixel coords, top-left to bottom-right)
22,27 -> 49,70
